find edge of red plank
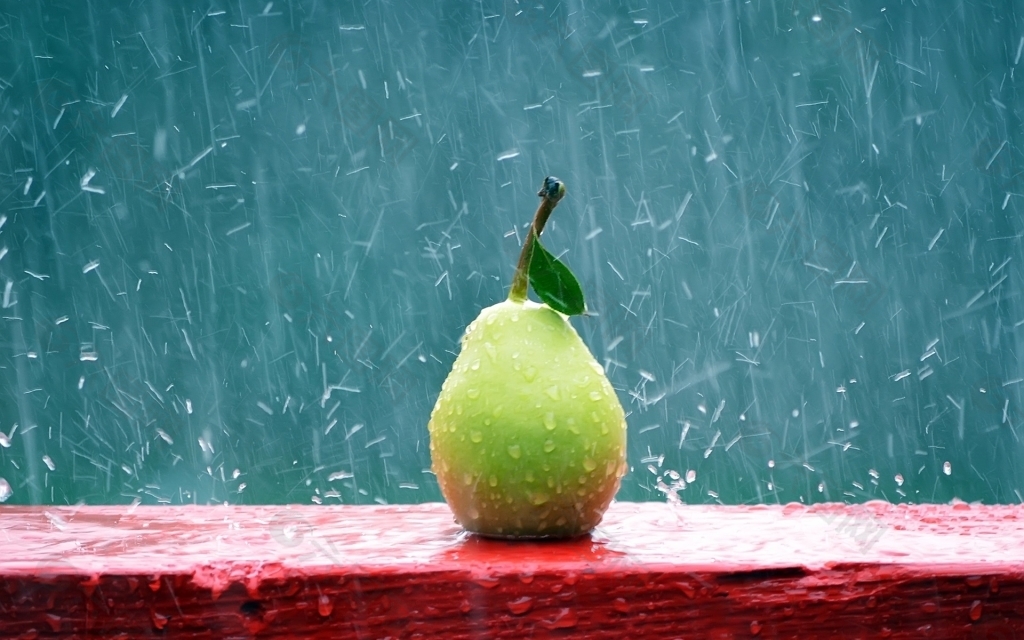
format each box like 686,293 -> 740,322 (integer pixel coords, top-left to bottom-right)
1,500 -> 1022,638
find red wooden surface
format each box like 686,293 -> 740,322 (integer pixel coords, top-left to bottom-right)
1,501 -> 1022,638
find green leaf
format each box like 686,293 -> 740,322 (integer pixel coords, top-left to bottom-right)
528,234 -> 586,316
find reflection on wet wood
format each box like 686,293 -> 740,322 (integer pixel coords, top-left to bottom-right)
1,501 -> 1021,638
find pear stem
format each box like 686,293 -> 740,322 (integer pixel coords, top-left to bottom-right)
508,177 -> 566,302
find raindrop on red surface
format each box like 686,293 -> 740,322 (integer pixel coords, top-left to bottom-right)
542,607 -> 578,630
507,596 -> 533,615
969,600 -> 983,622
150,610 -> 169,631
318,594 -> 334,617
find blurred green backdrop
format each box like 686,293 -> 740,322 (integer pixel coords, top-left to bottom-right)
1,0 -> 1022,507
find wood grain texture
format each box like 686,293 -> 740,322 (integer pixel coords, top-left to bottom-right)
1,501 -> 1022,638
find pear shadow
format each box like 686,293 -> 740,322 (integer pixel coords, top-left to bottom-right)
438,528 -> 629,565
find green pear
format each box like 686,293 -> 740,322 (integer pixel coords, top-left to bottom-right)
428,178 -> 627,539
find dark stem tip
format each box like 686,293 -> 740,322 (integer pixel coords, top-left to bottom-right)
538,176 -> 566,202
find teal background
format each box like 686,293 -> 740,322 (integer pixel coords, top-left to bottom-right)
1,1 -> 1022,507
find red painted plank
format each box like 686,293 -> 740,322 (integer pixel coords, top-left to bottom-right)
1,501 -> 1022,638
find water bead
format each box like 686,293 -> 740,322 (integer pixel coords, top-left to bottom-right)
543,412 -> 557,431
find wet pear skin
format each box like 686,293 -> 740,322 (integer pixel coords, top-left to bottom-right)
429,299 -> 628,538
